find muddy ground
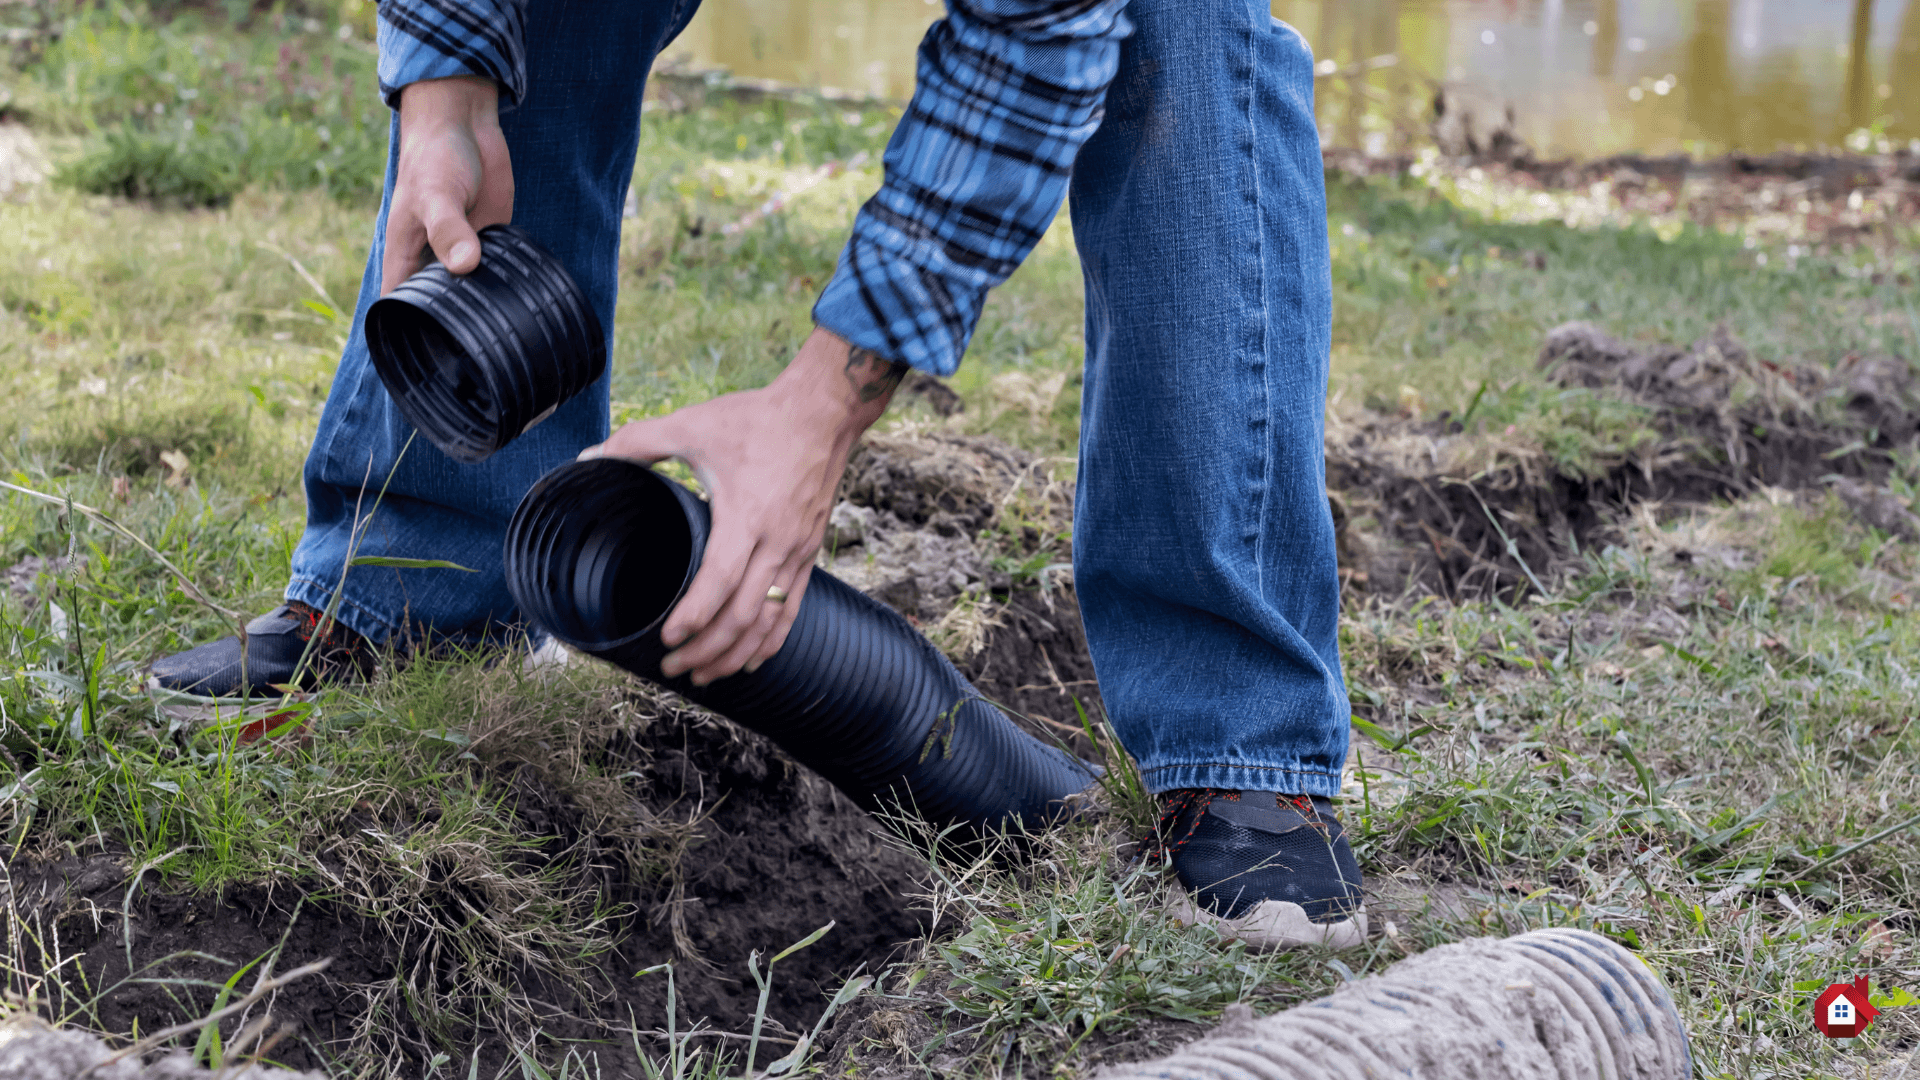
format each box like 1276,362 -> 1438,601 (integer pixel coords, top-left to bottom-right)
6,330 -> 1918,1075
1327,144 -> 1920,256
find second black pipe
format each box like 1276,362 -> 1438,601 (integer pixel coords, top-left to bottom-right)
503,458 -> 1099,832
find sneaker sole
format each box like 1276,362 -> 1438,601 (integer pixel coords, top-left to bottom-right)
145,677 -> 289,709
1164,888 -> 1368,951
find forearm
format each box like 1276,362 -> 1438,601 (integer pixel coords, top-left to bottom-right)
770,329 -> 908,453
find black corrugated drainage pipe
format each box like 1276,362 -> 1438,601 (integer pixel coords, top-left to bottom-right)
1094,928 -> 1692,1080
364,224 -> 605,464
503,457 -> 1099,832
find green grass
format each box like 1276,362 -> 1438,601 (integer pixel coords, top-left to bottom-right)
4,7 -> 1920,1077
1325,169 -> 1920,451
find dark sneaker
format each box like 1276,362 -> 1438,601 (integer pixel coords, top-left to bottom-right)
148,601 -> 374,702
1151,789 -> 1367,950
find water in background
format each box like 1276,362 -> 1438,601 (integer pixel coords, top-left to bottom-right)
663,0 -> 1920,157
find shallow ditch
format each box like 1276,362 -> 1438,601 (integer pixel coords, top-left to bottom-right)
1330,322 -> 1920,601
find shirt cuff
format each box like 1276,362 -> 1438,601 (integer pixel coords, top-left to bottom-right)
811,229 -> 994,378
376,0 -> 529,110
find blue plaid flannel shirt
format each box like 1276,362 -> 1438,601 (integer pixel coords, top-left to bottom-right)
377,0 -> 1132,375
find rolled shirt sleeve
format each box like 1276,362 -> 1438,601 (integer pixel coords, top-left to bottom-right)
812,0 -> 1132,376
375,0 -> 530,110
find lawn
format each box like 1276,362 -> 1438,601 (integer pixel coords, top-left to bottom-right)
2,6 -> 1917,1078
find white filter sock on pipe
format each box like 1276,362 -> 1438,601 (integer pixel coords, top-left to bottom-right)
1095,928 -> 1691,1080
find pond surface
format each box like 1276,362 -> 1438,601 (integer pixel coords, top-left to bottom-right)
664,0 -> 1920,156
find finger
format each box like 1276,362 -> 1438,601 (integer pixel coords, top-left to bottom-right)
380,207 -> 431,297
742,563 -> 811,674
692,591 -> 785,685
472,127 -> 515,228
423,194 -> 484,276
664,542 -> 786,684
579,414 -> 681,465
659,518 -> 758,655
695,554 -> 808,683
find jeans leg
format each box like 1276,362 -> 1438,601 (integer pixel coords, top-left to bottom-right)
289,0 -> 704,644
1068,2 -> 1346,796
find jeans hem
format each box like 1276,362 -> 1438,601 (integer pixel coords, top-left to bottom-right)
1138,761 -> 1342,799
286,575 -> 402,647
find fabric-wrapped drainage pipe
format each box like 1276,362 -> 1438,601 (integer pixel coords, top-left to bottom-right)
364,224 -> 606,464
503,457 -> 1099,832
1095,928 -> 1692,1080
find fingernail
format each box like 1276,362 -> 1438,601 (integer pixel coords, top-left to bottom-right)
661,628 -> 687,648
743,659 -> 762,675
576,445 -> 603,462
449,241 -> 477,268
659,652 -> 684,677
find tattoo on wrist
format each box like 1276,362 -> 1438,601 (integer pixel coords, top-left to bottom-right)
845,346 -> 910,404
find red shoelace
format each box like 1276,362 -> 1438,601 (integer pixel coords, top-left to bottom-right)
1144,789 -> 1324,860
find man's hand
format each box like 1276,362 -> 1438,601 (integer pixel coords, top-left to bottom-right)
382,77 -> 513,296
579,327 -> 908,685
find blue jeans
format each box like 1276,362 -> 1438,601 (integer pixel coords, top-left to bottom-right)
291,0 -> 1347,797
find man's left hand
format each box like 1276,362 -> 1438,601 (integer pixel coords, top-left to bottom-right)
579,326 -> 907,685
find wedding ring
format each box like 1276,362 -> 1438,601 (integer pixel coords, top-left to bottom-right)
765,585 -> 790,604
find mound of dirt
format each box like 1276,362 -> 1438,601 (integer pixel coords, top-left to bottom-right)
831,432 -> 1101,755
1330,323 -> 1920,599
4,700 -> 933,1075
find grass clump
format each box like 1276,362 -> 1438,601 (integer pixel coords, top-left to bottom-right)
25,5 -> 388,203
56,123 -> 245,206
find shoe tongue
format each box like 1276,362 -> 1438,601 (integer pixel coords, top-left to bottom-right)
1207,790 -> 1315,833
244,606 -> 305,636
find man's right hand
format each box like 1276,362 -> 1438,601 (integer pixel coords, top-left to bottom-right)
382,76 -> 514,297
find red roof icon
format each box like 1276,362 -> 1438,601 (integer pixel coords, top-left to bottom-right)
1813,977 -> 1881,1038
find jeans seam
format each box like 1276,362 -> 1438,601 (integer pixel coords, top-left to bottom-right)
1139,761 -> 1342,777
1241,4 -> 1269,603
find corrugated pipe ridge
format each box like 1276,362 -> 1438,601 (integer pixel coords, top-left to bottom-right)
503,457 -> 1099,831
1095,929 -> 1692,1080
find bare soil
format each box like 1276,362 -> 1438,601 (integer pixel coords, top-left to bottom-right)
4,703 -> 933,1075
1330,322 -> 1920,601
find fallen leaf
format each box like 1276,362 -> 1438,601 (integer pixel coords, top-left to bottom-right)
159,449 -> 190,490
239,708 -> 308,746
1860,920 -> 1896,961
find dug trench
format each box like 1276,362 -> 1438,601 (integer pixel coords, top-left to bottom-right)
8,325 -> 1914,1074
1330,320 -> 1920,603
0,433 -> 1105,1077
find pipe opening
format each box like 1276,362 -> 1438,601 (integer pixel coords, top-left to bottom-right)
365,302 -> 502,452
510,461 -> 696,650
